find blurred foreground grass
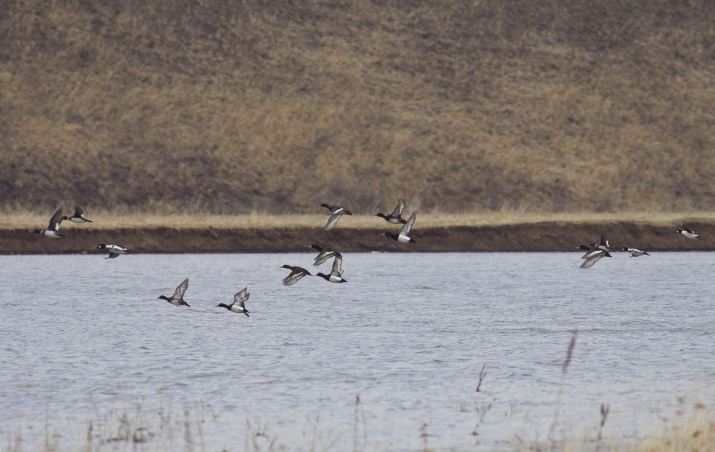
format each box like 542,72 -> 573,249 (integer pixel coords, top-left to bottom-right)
4,400 -> 713,452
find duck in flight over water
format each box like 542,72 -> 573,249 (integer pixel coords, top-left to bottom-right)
97,244 -> 133,259
310,244 -> 342,266
281,265 -> 312,286
316,255 -> 348,283
158,278 -> 191,307
620,247 -> 650,257
580,249 -> 612,269
595,234 -> 613,252
217,287 -> 250,316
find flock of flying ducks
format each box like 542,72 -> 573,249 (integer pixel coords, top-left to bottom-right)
31,202 -> 706,311
279,199 -> 418,287
30,199 -> 421,316
577,228 -> 703,269
33,207 -> 133,258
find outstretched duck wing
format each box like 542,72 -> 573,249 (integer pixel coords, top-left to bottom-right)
390,198 -> 405,217
331,255 -> 343,277
400,212 -> 417,235
234,287 -> 250,303
49,208 -> 63,231
173,278 -> 189,299
324,213 -> 342,231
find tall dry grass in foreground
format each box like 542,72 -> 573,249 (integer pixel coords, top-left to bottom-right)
4,400 -> 713,452
629,403 -> 715,452
2,1 -> 715,214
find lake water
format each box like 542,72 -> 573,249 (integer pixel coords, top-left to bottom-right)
1,252 -> 713,451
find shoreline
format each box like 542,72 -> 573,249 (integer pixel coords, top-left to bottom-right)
3,220 -> 713,254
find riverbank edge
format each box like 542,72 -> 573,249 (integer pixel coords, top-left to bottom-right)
3,220 -> 713,254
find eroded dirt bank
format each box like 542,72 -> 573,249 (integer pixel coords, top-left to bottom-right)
2,221 -> 713,254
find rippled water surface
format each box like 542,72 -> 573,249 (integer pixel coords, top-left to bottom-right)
1,252 -> 714,451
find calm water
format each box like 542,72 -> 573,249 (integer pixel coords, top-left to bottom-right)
1,252 -> 713,451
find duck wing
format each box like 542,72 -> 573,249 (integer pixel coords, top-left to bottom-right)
400,212 -> 416,235
580,252 -> 610,269
330,255 -> 343,277
314,249 -> 341,266
580,246 -> 602,259
234,287 -> 250,303
49,208 -> 64,231
173,278 -> 189,299
283,271 -> 305,286
390,199 -> 405,217
324,213 -> 342,231
282,266 -> 310,286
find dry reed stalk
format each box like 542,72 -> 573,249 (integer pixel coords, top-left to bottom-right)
549,330 -> 578,451
352,395 -> 367,452
476,363 -> 487,392
595,403 -> 610,452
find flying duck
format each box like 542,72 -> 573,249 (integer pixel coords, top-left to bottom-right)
577,234 -> 612,256
381,211 -> 417,243
33,208 -> 65,239
217,287 -> 250,316
320,203 -> 352,231
620,247 -> 650,257
96,244 -> 133,259
281,265 -> 312,286
316,255 -> 348,283
158,278 -> 190,307
675,229 -> 702,240
64,206 -> 93,223
595,234 -> 613,252
580,250 -> 612,269
310,244 -> 342,266
375,198 -> 407,224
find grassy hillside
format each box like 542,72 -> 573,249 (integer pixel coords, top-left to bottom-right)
2,0 -> 715,214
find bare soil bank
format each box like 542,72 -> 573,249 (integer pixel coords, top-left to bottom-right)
3,221 -> 712,254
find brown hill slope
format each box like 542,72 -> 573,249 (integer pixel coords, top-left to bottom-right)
1,0 -> 714,214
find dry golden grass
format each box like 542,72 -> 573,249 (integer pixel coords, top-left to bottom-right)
5,210 -> 715,230
627,404 -> 715,452
2,1 -> 715,214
